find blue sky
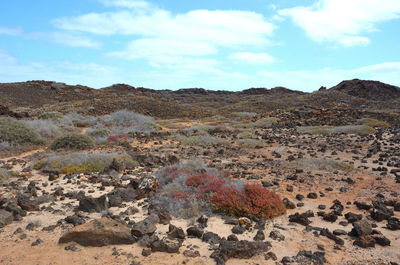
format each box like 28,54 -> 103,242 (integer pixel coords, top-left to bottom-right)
1,0 -> 399,91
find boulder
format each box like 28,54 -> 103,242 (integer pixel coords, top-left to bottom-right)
150,237 -> 182,253
59,218 -> 135,246
0,209 -> 13,228
78,195 -> 108,213
211,240 -> 271,265
350,219 -> 372,237
131,215 -> 159,238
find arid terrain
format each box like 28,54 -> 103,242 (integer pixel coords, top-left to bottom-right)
0,79 -> 400,265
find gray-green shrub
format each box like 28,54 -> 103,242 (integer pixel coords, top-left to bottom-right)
50,133 -> 95,150
23,120 -> 61,138
0,117 -> 44,145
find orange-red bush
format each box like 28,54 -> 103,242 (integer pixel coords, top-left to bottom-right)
183,173 -> 286,219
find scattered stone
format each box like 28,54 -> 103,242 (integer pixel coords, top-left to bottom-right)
269,230 -> 285,241
253,230 -> 265,241
150,237 -> 182,253
353,236 -> 376,248
131,215 -> 159,238
78,195 -> 108,213
187,226 -> 204,238
0,209 -> 13,228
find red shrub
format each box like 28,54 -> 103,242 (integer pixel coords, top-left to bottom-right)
210,183 -> 286,219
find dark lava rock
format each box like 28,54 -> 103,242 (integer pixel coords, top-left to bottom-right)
353,236 -> 376,248
330,200 -> 344,216
345,212 -> 362,223
386,217 -> 400,230
350,219 -> 372,237
183,249 -> 200,258
296,194 -> 304,201
227,234 -> 238,241
0,209 -> 13,228
253,230 -> 265,241
157,211 -> 172,225
290,250 -> 327,265
323,212 -> 338,223
320,228 -> 344,245
59,218 -> 135,246
203,231 -> 221,244
150,237 -> 182,253
187,226 -> 204,238
373,235 -> 391,246
333,229 -> 347,236
307,192 -> 318,199
131,215 -> 159,238
141,248 -> 152,256
269,230 -> 285,241
210,240 -> 271,265
17,195 -> 53,211
354,201 -> 372,211
371,201 -> 393,222
289,211 -> 313,226
231,225 -> 245,234
78,195 -> 108,213
167,224 -> 185,240
283,198 -> 296,209
65,215 -> 85,226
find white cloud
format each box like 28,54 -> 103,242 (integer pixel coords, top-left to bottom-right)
99,0 -> 150,9
0,26 -> 22,36
279,0 -> 400,46
0,50 -> 17,64
53,3 -> 275,67
51,32 -> 102,48
230,52 -> 275,64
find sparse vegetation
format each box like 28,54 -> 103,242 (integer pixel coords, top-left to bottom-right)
23,119 -> 61,138
173,135 -> 226,147
0,168 -> 13,184
297,125 -> 375,135
50,133 -> 95,150
102,110 -> 159,133
283,158 -> 354,173
252,117 -> 278,128
0,117 -> 44,145
237,139 -> 264,148
358,118 -> 389,128
151,161 -> 286,219
34,153 -> 138,174
0,140 -> 10,151
39,112 -> 63,120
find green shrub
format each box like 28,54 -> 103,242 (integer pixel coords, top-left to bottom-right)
23,120 -> 61,138
238,130 -> 258,139
39,112 -> 63,120
297,125 -> 375,135
237,139 -> 264,148
34,153 -> 138,174
0,117 -> 44,145
86,128 -> 111,138
50,133 -> 95,150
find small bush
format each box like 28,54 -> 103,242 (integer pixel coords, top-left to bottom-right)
50,133 -> 95,150
0,168 -> 13,184
23,120 -> 61,138
34,153 -> 138,174
210,183 -> 286,219
238,130 -> 258,139
0,140 -> 10,151
60,112 -> 97,128
102,110 -> 158,133
252,117 -> 278,128
0,117 -> 44,145
86,128 -> 111,144
39,112 -> 63,120
297,125 -> 375,135
358,118 -> 389,128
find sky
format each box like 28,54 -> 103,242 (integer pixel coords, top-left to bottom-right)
0,0 -> 400,92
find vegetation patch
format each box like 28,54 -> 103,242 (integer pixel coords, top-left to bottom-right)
34,153 -> 138,174
283,158 -> 354,173
0,117 -> 44,145
151,161 -> 286,219
358,118 -> 389,128
297,125 -> 375,135
0,168 -> 14,184
23,120 -> 61,138
173,135 -> 226,147
50,133 -> 95,150
39,112 -> 63,120
102,110 -> 159,133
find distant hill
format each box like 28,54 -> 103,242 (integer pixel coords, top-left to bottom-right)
329,79 -> 400,101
